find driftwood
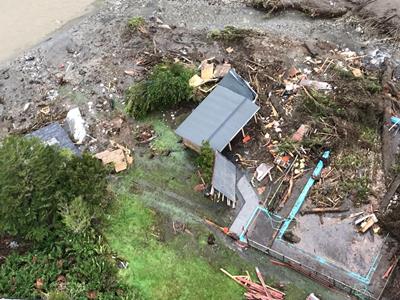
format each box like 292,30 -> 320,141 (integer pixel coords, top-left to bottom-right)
301,207 -> 349,215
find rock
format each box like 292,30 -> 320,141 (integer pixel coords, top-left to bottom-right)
23,102 -> 31,112
66,107 -> 87,144
1,68 -> 10,80
304,40 -> 320,57
207,233 -> 216,245
24,55 -> 35,61
283,231 -> 301,243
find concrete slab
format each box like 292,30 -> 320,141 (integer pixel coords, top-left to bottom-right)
229,175 -> 259,239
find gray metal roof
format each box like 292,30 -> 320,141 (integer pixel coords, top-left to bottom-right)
27,122 -> 80,155
176,70 -> 259,151
219,69 -> 257,100
212,152 -> 236,200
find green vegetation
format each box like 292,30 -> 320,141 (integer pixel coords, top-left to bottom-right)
363,78 -> 382,94
196,141 -> 215,183
303,90 -> 344,118
126,62 -> 195,119
127,16 -> 145,31
209,26 -> 253,41
0,231 -> 132,299
0,136 -> 110,241
0,136 -> 129,299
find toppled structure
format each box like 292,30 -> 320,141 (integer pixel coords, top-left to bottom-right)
27,122 -> 80,155
211,152 -> 237,207
176,69 -> 259,152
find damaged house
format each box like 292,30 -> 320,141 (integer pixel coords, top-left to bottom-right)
175,69 -> 260,152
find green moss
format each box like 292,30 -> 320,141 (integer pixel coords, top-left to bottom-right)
208,26 -> 253,41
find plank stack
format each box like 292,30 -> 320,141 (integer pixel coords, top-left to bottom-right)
221,268 -> 285,300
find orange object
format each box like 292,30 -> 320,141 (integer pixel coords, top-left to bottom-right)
243,135 -> 251,144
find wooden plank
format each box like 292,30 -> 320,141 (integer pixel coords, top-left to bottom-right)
255,267 -> 273,300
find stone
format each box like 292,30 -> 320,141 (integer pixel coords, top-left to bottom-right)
66,107 -> 86,144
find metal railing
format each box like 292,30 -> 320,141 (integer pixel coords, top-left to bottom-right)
247,238 -> 378,300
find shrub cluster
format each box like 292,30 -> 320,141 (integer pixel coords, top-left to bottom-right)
196,142 -> 215,184
0,136 -> 111,242
126,62 -> 195,118
0,136 -> 131,299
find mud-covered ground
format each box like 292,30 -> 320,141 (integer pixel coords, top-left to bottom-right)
1,0 -> 400,298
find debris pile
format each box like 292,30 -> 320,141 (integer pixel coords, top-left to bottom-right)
95,140 -> 133,173
221,268 -> 285,300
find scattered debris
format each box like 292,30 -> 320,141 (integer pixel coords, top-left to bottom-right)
291,124 -> 310,142
221,268 -> 285,300
299,79 -> 332,91
95,142 -> 133,173
200,60 -> 214,81
306,293 -> 320,300
255,163 -> 274,182
356,213 -> 378,233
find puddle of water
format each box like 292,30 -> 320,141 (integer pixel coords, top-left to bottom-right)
0,0 -> 96,63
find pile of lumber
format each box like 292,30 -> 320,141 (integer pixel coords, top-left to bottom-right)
221,268 -> 285,300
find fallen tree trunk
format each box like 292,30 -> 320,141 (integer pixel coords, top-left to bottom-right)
301,207 -> 349,215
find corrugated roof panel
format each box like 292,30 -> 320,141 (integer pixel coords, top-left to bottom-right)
212,152 -> 236,200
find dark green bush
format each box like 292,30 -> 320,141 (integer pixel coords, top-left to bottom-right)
0,231 -> 133,299
196,142 -> 215,183
126,62 -> 195,118
0,136 -> 111,241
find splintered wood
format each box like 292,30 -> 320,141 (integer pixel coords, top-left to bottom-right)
95,141 -> 133,173
221,268 -> 285,300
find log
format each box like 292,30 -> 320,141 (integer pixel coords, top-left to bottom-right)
301,207 -> 349,215
255,267 -> 273,300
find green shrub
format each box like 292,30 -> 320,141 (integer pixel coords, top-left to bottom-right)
0,231 -> 132,299
0,136 -> 111,242
126,62 -> 195,118
196,142 -> 215,183
47,291 -> 70,300
127,16 -> 145,31
59,197 -> 92,234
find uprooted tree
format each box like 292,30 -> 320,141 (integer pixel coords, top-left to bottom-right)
125,62 -> 195,118
0,136 -> 111,241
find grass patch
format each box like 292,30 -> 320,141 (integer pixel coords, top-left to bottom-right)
106,170 -> 250,299
127,17 -> 145,31
150,119 -> 183,154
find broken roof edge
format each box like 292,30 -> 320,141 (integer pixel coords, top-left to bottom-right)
220,69 -> 258,102
230,69 -> 258,101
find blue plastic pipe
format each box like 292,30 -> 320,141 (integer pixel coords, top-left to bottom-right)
277,151 -> 330,239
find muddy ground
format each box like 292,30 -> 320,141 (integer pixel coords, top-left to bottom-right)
249,0 -> 400,39
1,0 -> 400,299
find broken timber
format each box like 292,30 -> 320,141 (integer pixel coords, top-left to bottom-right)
301,207 -> 349,215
